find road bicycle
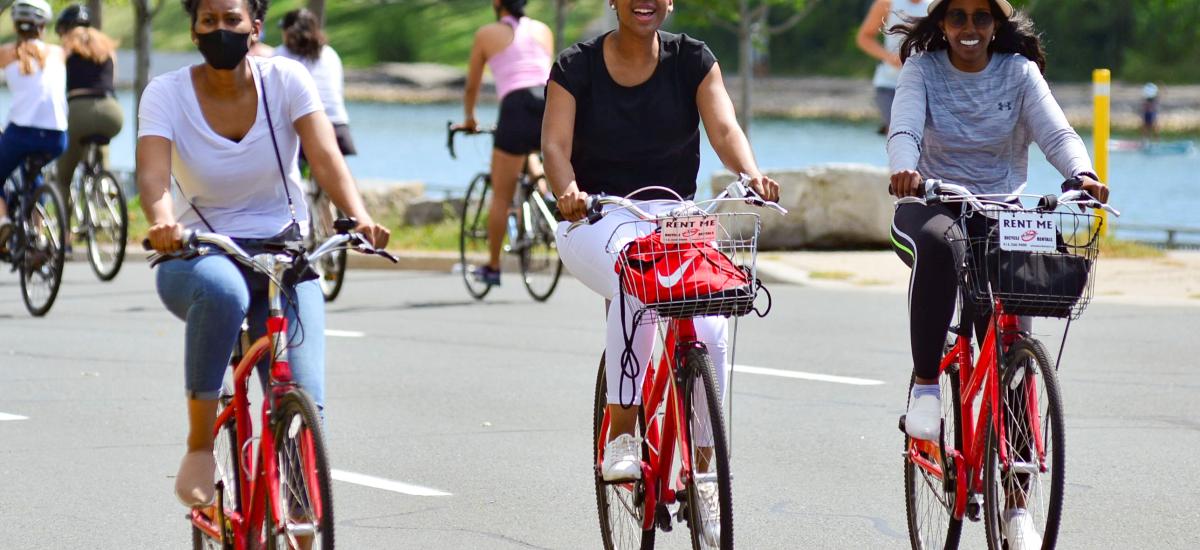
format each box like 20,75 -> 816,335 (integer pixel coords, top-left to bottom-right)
298,161 -> 348,302
896,180 -> 1119,550
2,152 -> 68,316
145,222 -> 396,550
447,122 -> 562,301
65,135 -> 128,281
568,177 -> 785,550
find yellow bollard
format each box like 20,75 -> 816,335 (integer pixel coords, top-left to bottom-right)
1093,69 -> 1110,237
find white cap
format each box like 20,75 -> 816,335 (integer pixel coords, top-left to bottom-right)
1143,83 -> 1159,99
928,0 -> 1014,17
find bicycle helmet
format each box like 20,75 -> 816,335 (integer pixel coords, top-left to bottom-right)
11,0 -> 52,33
55,4 -> 91,36
1143,83 -> 1159,100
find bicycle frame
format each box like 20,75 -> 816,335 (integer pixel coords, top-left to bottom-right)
189,252 -> 322,550
907,301 -> 1046,521
595,317 -> 702,531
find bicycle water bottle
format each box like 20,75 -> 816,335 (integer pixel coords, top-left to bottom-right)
507,213 -> 519,243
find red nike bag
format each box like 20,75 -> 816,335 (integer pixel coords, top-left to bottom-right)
615,232 -> 756,318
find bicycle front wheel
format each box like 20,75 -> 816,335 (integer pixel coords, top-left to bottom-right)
459,173 -> 492,300
83,171 -> 128,281
681,346 -> 733,550
593,355 -> 655,550
518,184 -> 562,302
20,183 -> 68,317
309,191 -> 347,302
266,390 -> 334,550
983,338 -> 1064,550
904,368 -> 964,550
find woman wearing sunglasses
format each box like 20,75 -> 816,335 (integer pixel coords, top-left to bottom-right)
887,1 -> 1108,547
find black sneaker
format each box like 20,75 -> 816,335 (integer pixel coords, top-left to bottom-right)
473,265 -> 501,286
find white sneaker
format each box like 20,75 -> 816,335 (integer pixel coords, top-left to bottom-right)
1003,508 -> 1043,550
905,390 -> 942,441
695,481 -> 721,546
601,433 -> 641,481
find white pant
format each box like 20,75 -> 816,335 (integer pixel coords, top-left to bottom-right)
555,203 -> 729,409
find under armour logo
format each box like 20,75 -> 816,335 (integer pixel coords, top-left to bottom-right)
998,101 -> 1013,111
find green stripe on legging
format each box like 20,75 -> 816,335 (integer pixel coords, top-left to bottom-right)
891,231 -> 914,260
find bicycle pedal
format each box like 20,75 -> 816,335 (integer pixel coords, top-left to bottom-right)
966,494 -> 983,522
655,503 -> 673,532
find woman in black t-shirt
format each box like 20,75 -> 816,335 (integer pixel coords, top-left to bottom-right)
542,0 -> 779,513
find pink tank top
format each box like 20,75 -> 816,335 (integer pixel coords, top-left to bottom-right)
487,16 -> 551,100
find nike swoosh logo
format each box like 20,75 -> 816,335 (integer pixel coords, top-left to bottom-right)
656,258 -> 694,288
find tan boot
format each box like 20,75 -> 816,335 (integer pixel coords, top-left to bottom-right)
175,449 -> 216,507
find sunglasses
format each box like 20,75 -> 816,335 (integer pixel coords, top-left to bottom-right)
946,9 -> 995,29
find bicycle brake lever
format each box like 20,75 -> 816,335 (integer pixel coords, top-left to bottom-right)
375,250 -> 399,263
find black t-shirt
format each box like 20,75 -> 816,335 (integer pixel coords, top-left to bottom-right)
549,31 -> 716,200
66,54 -> 115,95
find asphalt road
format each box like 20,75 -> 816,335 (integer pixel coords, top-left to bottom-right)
1,262 -> 1197,549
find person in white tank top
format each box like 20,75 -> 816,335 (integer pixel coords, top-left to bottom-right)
0,0 -> 68,244
856,0 -> 931,134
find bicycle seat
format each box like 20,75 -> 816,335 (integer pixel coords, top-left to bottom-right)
22,153 -> 54,175
79,135 -> 111,146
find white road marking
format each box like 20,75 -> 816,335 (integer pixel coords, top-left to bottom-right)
733,365 -> 885,386
331,469 -> 451,497
324,329 -> 366,338
0,412 -> 29,421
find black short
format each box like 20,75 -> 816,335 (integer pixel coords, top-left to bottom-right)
494,86 -> 545,155
332,123 -> 357,156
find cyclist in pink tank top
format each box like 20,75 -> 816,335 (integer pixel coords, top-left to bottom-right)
457,0 -> 554,286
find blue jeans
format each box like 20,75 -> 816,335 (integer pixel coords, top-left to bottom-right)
0,123 -> 67,202
156,253 -> 326,405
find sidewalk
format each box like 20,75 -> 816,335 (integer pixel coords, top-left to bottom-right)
756,250 -> 1200,308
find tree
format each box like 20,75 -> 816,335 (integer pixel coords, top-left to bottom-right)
554,0 -> 571,54
88,0 -> 103,29
308,0 -> 325,23
685,0 -> 822,134
131,0 -> 167,139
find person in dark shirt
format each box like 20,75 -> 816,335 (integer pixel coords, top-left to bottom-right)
53,4 -> 123,203
542,1 -> 777,544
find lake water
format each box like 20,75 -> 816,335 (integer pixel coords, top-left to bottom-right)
6,93 -> 1195,228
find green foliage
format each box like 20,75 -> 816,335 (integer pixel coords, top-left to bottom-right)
19,1 -> 1200,82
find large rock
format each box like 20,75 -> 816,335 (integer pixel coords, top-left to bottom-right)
711,164 -> 893,249
360,181 -> 425,222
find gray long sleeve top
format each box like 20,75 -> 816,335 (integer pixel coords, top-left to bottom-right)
887,51 -> 1094,196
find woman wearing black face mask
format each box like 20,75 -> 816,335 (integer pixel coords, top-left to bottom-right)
136,0 -> 390,508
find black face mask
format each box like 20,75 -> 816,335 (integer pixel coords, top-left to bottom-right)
196,29 -> 251,71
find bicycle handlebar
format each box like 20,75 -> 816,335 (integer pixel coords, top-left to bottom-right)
142,223 -> 398,275
445,121 -> 496,160
565,174 -> 788,233
896,179 -> 1121,217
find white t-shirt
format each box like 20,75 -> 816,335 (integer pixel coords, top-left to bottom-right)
138,56 -> 324,238
275,44 -> 349,125
5,41 -> 68,131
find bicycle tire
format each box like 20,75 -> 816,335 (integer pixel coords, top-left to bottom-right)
84,171 -> 128,281
193,393 -> 239,550
19,183 -> 67,317
681,346 -> 734,550
265,390 -> 334,550
904,368 -> 964,550
593,355 -> 655,550
519,185 -> 563,302
983,338 -> 1065,550
308,191 -> 347,302
459,173 -> 492,300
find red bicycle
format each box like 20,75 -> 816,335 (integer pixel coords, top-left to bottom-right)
897,181 -> 1118,550
147,223 -> 396,550
570,178 -> 785,550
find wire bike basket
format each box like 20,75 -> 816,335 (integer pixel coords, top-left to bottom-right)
948,208 -> 1102,319
610,211 -> 763,323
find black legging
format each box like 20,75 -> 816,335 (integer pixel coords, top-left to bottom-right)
890,202 -> 991,380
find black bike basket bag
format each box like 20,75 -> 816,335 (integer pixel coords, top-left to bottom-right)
950,210 -> 1102,320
